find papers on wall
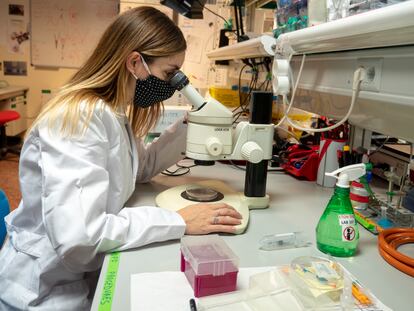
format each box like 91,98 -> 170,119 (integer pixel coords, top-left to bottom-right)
0,2 -> 7,47
185,35 -> 204,64
120,1 -> 173,17
179,1 -> 230,89
6,1 -> 29,55
30,0 -> 119,68
211,67 -> 228,86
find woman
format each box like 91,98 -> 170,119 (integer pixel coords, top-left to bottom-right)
0,7 -> 242,310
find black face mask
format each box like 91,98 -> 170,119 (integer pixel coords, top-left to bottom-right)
132,58 -> 176,108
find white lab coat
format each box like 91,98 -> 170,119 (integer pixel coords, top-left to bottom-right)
0,101 -> 187,310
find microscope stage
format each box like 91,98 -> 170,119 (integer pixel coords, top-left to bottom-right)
155,180 -> 250,234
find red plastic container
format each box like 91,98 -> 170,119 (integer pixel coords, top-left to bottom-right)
180,235 -> 239,297
281,145 -> 320,181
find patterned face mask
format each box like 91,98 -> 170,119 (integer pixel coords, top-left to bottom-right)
131,57 -> 176,108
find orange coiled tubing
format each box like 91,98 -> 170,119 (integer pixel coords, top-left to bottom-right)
378,228 -> 414,277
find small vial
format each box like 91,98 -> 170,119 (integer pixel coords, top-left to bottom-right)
259,232 -> 311,251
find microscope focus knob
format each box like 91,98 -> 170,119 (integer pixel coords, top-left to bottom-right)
205,137 -> 223,156
241,142 -> 263,164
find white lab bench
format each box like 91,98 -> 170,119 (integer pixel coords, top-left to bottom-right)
91,163 -> 413,311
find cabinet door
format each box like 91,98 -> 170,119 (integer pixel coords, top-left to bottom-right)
0,94 -> 27,136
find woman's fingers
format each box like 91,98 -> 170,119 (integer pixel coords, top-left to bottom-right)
177,202 -> 243,235
209,204 -> 242,219
217,207 -> 243,219
209,225 -> 238,234
211,215 -> 242,226
210,203 -> 232,210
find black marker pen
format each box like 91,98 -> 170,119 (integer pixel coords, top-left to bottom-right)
189,298 -> 197,311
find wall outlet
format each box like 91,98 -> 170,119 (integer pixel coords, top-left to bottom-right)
357,58 -> 383,92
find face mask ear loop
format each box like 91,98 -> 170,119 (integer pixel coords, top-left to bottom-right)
131,72 -> 139,80
141,56 -> 152,75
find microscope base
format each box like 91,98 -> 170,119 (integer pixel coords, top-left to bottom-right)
155,180 -> 269,234
243,195 -> 270,210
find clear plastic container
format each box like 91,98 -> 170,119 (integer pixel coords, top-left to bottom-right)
288,256 -> 344,309
198,268 -> 305,311
180,235 -> 239,297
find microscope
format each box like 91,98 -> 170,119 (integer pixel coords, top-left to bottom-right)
169,71 -> 272,161
173,71 -> 275,204
155,71 -> 274,234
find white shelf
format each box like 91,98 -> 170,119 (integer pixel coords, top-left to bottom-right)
206,35 -> 276,61
207,2 -> 414,60
277,1 -> 414,55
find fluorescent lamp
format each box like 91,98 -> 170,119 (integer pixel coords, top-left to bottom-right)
277,1 -> 414,55
207,35 -> 276,61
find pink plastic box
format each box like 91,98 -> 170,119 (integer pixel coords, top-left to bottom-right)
180,235 -> 239,297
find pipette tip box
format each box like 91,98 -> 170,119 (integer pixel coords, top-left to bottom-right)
180,235 -> 239,297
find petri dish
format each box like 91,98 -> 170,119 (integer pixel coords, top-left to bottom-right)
181,186 -> 223,202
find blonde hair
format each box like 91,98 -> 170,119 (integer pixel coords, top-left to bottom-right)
29,6 -> 186,138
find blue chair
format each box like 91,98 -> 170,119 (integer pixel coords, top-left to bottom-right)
0,189 -> 10,247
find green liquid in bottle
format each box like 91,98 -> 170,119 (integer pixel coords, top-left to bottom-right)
316,186 -> 359,257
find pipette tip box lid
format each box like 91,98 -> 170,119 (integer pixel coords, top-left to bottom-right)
180,235 -> 239,297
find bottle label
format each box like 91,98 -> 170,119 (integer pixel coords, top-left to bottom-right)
338,215 -> 356,242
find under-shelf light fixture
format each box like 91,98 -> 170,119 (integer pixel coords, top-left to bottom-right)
206,35 -> 276,61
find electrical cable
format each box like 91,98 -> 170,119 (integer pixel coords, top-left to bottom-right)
235,58 -> 271,123
195,0 -> 229,26
268,167 -> 285,172
369,136 -> 390,156
276,126 -> 300,144
274,54 -> 366,133
161,161 -> 198,177
378,228 -> 414,277
397,142 -> 413,205
257,71 -> 270,90
229,160 -> 283,172
409,142 -> 413,180
234,67 -> 257,124
274,54 -> 307,128
229,160 -> 246,171
234,63 -> 249,113
236,59 -> 269,114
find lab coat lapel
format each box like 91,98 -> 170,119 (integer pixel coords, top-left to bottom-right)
124,119 -> 138,184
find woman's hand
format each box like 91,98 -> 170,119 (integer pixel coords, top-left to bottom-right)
177,203 -> 242,235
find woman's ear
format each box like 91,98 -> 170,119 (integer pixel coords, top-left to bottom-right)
126,51 -> 142,75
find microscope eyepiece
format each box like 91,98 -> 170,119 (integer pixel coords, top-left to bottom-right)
168,70 -> 189,91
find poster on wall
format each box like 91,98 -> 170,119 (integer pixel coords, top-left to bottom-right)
3,61 -> 28,76
31,0 -> 119,68
120,1 -> 173,17
0,3 -> 5,47
179,6 -> 218,89
7,2 -> 30,54
178,0 -> 231,90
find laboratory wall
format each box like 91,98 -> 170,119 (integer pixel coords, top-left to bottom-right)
0,0 -> 77,125
0,0 -> 275,130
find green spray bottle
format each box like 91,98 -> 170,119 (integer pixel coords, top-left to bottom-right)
316,163 -> 367,257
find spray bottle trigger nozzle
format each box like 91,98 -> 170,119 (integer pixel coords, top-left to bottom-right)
325,163 -> 366,188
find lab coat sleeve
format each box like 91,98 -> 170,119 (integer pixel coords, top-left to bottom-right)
135,118 -> 187,183
39,111 -> 185,273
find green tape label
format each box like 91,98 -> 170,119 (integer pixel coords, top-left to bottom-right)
99,252 -> 121,311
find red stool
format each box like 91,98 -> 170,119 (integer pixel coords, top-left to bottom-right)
0,110 -> 21,160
